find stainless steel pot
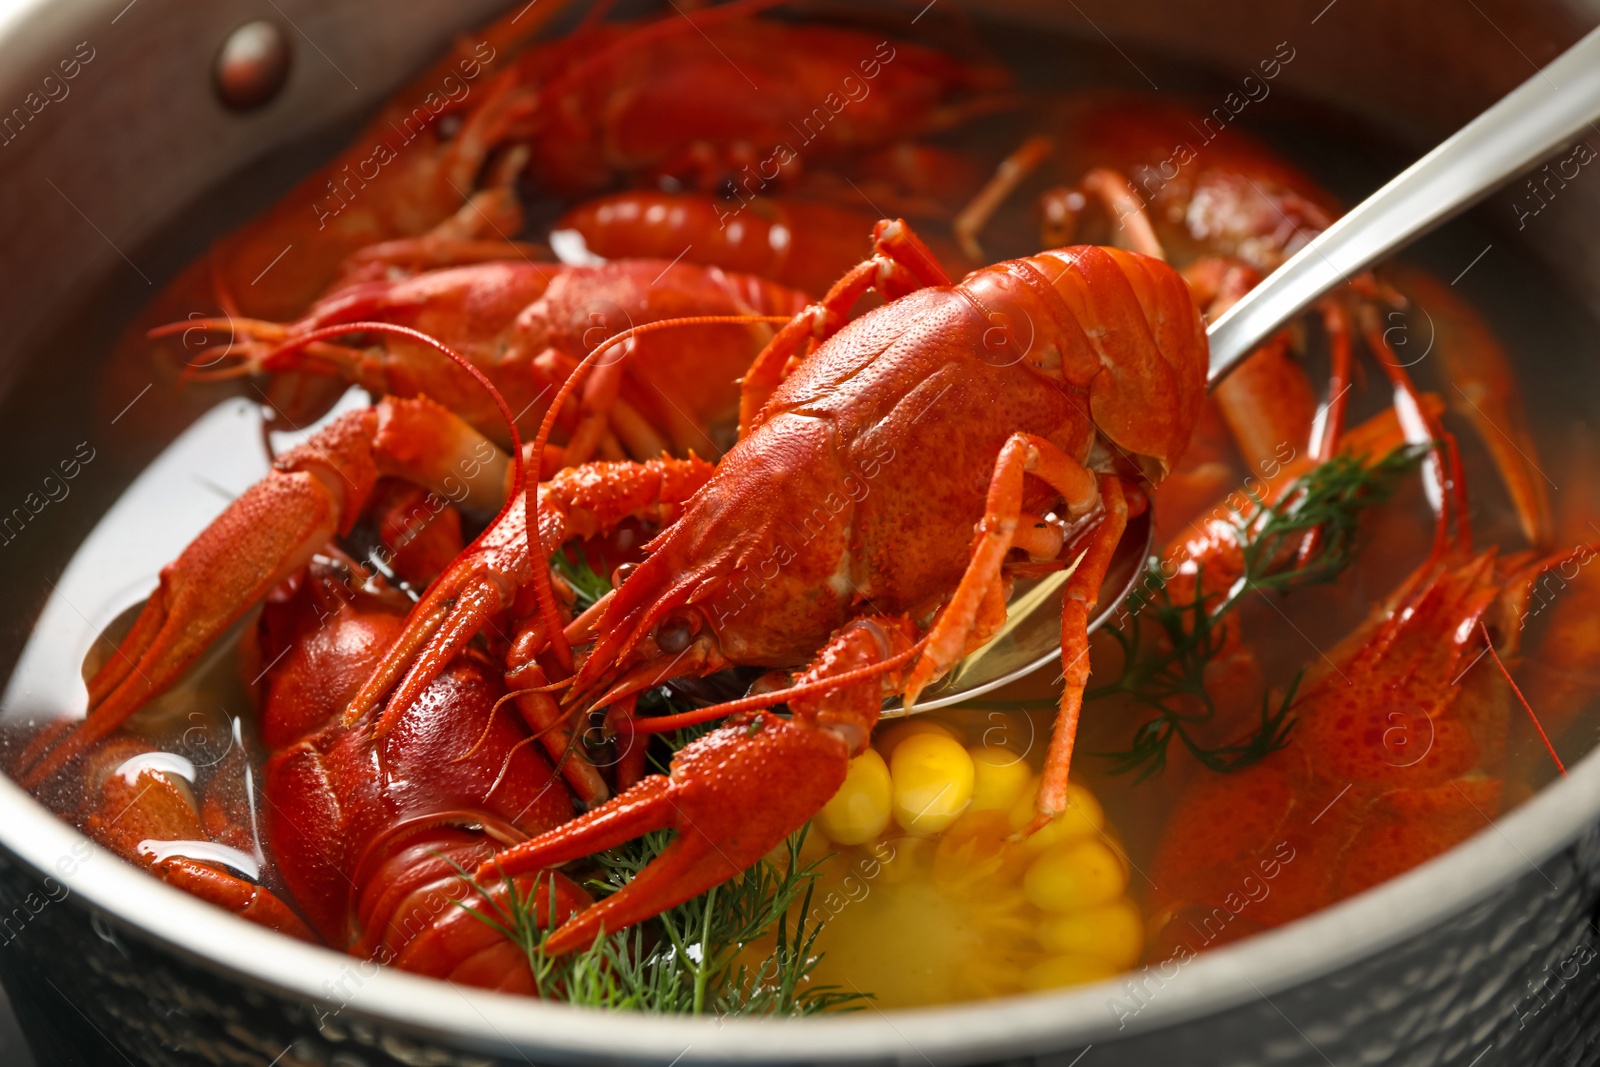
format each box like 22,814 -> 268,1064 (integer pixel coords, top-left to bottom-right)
1,1 -> 1599,1064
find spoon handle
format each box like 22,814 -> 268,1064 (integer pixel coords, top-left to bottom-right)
1206,23 -> 1600,383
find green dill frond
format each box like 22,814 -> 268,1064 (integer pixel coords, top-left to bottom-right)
1092,444 -> 1426,781
471,827 -> 865,1015
550,543 -> 613,612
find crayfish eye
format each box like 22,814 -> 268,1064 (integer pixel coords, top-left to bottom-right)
654,612 -> 697,654
611,562 -> 637,587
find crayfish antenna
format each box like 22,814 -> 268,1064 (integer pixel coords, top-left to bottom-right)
151,316 -> 288,383
179,357 -> 266,384
147,315 -> 286,344
1479,620 -> 1566,776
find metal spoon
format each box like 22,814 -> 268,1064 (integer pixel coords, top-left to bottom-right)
909,23 -> 1600,711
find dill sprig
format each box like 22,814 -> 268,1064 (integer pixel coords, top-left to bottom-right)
458,826 -> 862,1015
1092,444 -> 1427,782
550,543 -> 612,613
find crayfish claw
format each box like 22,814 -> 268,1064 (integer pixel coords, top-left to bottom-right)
479,710 -> 848,956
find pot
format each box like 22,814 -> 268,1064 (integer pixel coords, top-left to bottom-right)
0,1 -> 1598,1064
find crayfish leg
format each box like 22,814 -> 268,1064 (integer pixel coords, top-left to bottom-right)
1038,476 -> 1129,821
329,187 -> 533,291
1383,265 -> 1554,548
157,857 -> 316,942
503,648 -> 611,808
899,432 -> 1119,824
952,134 -> 1055,261
69,735 -> 316,941
903,432 -> 1099,705
482,713 -> 847,957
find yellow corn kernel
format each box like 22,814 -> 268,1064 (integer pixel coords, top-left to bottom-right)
1023,837 -> 1128,913
874,718 -> 961,761
1022,953 -> 1121,991
1036,899 -> 1144,969
967,746 -> 1032,812
890,733 -> 974,834
816,749 -> 893,846
1008,778 -> 1106,853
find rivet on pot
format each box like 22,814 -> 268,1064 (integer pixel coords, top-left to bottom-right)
214,20 -> 292,111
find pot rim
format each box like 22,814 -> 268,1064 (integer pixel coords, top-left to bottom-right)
3,737 -> 1593,1063
0,0 -> 1596,1061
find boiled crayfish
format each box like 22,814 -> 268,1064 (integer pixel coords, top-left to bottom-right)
19,372 -> 711,985
169,257 -> 809,464
124,0 -> 1005,359
123,0 -> 1007,475
1140,374 -> 1584,957
24,217 -> 1207,971
327,218 -> 1208,953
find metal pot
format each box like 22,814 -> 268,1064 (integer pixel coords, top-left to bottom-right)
0,1 -> 1598,1063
